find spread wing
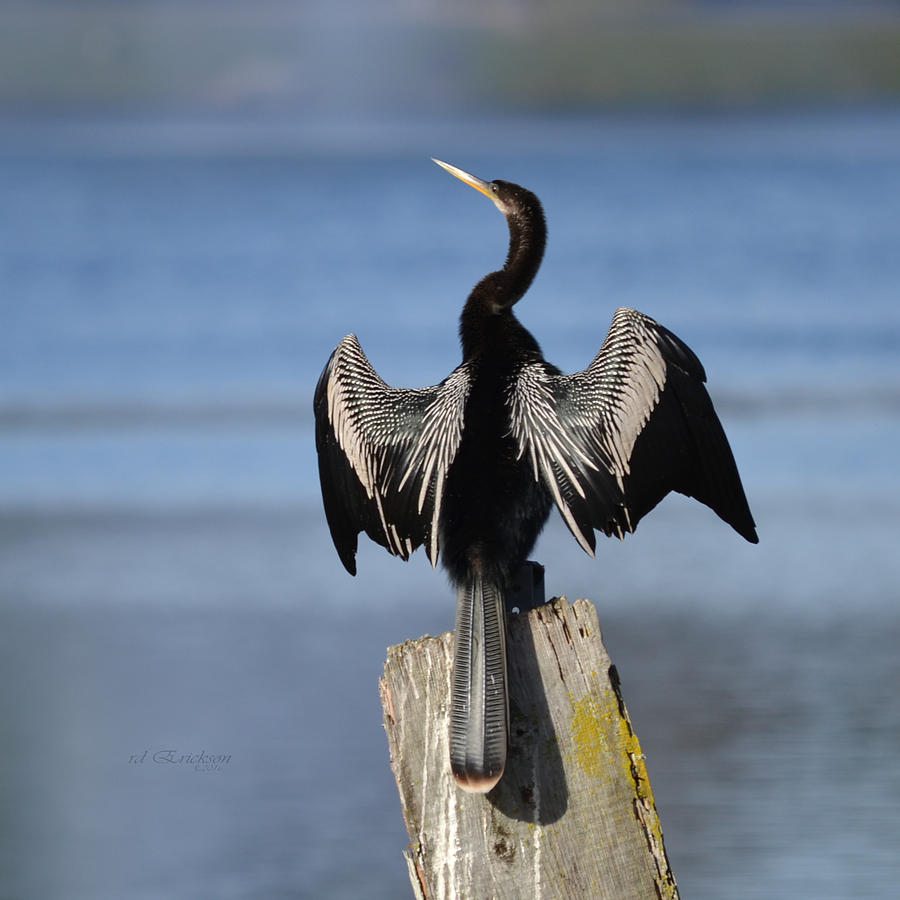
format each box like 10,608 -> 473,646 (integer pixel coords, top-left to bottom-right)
313,334 -> 471,575
508,307 -> 758,553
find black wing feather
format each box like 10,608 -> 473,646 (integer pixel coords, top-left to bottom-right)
313,334 -> 471,575
510,307 -> 757,550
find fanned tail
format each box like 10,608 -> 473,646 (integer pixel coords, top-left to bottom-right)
449,577 -> 508,793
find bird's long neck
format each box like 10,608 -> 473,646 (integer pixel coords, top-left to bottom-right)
501,206 -> 546,302
459,205 -> 547,359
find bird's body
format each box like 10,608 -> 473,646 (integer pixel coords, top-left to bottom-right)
440,322 -> 553,589
314,160 -> 757,793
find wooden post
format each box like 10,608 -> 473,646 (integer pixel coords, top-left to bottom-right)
379,593 -> 679,900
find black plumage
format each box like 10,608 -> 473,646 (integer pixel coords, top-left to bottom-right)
314,159 -> 757,792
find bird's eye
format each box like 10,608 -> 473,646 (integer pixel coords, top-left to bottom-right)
491,183 -> 499,194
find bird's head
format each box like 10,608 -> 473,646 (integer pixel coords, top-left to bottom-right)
432,159 -> 541,222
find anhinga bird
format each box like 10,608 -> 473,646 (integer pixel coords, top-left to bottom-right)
314,159 -> 757,793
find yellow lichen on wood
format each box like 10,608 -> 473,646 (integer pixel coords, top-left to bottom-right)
569,690 -> 614,779
610,672 -> 680,900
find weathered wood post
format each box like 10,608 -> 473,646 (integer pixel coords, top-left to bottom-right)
379,577 -> 678,900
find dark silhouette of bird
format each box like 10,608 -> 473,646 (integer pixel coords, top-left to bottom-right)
314,159 -> 758,793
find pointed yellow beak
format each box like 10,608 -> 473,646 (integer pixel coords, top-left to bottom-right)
432,158 -> 496,202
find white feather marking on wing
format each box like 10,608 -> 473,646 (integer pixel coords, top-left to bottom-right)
507,309 -> 673,547
324,335 -> 468,563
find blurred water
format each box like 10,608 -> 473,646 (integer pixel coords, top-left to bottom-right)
1,109 -> 899,899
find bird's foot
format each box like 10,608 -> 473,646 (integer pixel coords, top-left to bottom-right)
506,561 -> 546,614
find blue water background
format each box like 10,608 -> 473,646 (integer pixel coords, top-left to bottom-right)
1,109 -> 899,898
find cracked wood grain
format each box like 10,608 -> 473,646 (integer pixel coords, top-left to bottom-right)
380,595 -> 679,900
